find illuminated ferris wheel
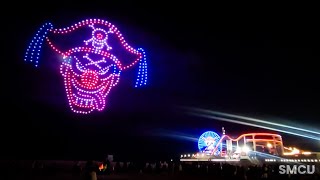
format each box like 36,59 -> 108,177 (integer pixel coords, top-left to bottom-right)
198,131 -> 222,156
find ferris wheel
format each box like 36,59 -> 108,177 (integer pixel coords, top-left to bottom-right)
198,131 -> 222,156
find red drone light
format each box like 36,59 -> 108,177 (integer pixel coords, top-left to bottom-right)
81,70 -> 99,88
95,32 -> 104,40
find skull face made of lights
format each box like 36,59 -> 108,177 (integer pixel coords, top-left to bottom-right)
24,19 -> 147,114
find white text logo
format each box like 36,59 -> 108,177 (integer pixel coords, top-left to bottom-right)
279,165 -> 315,174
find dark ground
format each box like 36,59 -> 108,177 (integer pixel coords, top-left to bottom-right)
1,160 -> 319,180
3,172 -> 320,180
1,174 -> 229,180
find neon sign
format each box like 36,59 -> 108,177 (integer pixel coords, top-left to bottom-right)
24,19 -> 147,114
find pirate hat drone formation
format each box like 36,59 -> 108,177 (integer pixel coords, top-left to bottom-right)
24,19 -> 147,114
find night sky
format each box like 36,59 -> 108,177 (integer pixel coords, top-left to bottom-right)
1,2 -> 319,161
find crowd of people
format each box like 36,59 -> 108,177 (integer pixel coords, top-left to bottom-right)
70,160 -> 320,179
1,159 -> 319,179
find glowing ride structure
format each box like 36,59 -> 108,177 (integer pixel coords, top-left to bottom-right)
24,19 -> 147,114
181,129 -> 318,162
198,131 -> 222,156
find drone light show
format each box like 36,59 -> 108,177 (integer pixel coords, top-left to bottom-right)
24,19 -> 147,114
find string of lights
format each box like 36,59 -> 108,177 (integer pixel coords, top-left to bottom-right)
24,19 -> 148,114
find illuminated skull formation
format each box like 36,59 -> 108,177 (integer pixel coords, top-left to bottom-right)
84,24 -> 114,50
24,19 -> 147,114
60,51 -> 121,114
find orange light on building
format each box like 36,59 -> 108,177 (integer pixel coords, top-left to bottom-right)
302,152 -> 311,155
292,148 -> 300,154
267,143 -> 273,148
